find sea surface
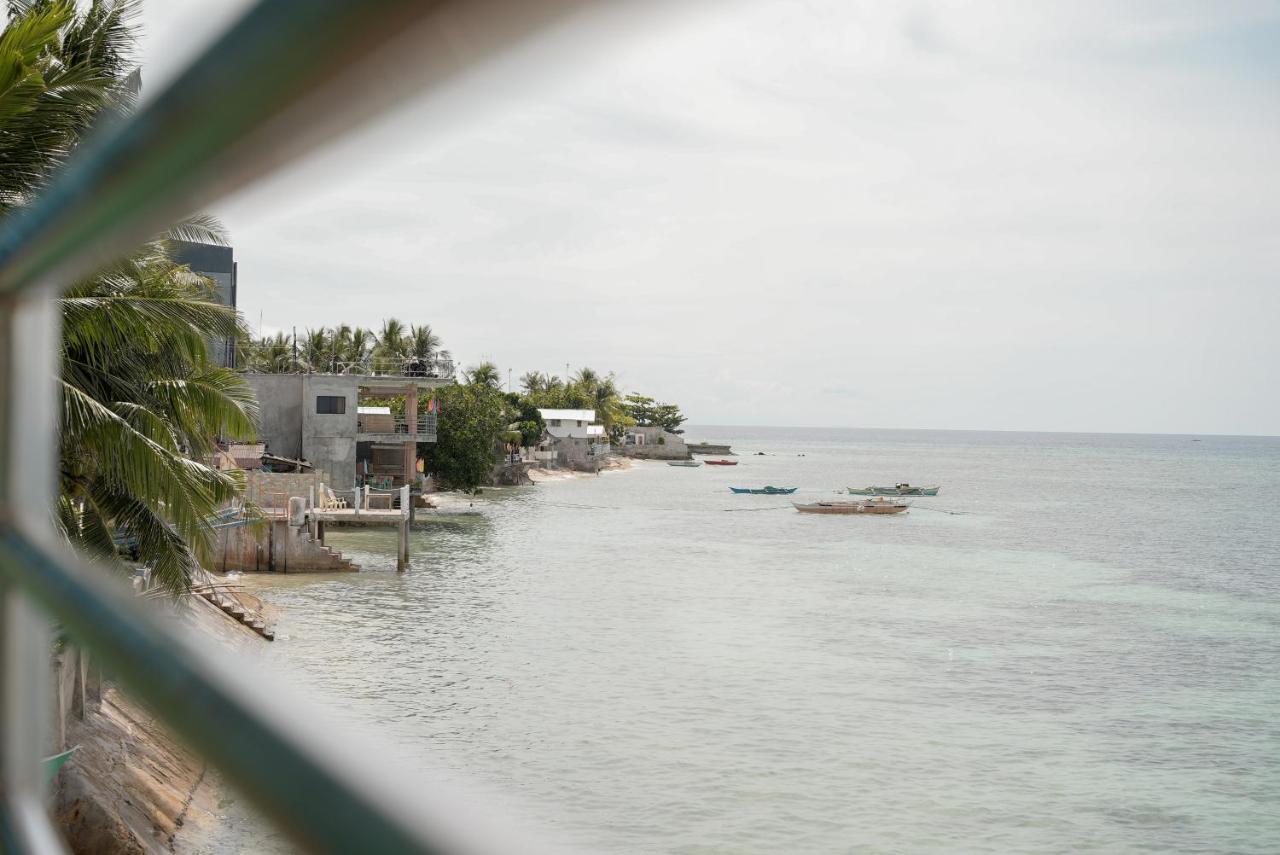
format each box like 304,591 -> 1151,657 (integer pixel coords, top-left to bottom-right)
192,428 -> 1280,853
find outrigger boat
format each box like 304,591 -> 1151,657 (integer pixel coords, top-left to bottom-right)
704,459 -> 738,466
729,486 -> 797,495
847,483 -> 939,497
794,497 -> 910,515
668,460 -> 702,467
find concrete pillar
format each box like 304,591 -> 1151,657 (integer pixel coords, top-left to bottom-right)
397,484 -> 411,572
404,383 -> 418,486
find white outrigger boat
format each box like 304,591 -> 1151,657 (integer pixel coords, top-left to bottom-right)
793,497 -> 910,515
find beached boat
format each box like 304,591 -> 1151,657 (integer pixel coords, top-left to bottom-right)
729,486 -> 797,495
704,459 -> 738,466
847,483 -> 939,497
794,498 -> 910,515
667,460 -> 702,467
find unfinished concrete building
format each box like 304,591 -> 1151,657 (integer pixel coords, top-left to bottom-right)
244,372 -> 451,491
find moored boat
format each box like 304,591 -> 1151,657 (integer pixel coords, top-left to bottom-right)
705,459 -> 738,466
794,498 -> 910,515
729,486 -> 797,495
847,483 -> 939,496
668,460 -> 702,467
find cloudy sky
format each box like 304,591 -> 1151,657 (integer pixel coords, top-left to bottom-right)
139,2 -> 1279,436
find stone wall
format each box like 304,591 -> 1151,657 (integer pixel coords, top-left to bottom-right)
623,426 -> 690,459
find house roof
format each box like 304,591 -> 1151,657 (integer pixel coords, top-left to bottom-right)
357,406 -> 392,415
537,408 -> 596,421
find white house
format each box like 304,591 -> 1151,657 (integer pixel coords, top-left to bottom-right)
538,408 -> 604,439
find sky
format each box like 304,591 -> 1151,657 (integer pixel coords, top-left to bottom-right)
136,1 -> 1280,436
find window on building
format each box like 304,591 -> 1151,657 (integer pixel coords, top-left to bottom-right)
316,395 -> 346,414
549,419 -> 561,427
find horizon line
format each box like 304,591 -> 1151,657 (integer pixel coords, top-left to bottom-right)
682,423 -> 1280,440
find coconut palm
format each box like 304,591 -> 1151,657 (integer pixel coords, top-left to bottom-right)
374,317 -> 407,366
464,361 -> 502,390
519,371 -> 548,396
249,332 -> 294,373
408,323 -> 440,362
1,1 -> 263,594
0,0 -> 140,215
347,327 -> 375,371
300,327 -> 331,372
59,222 -> 260,593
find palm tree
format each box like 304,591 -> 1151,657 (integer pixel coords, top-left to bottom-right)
464,361 -> 502,390
0,0 -> 140,215
408,323 -> 440,362
250,332 -> 294,373
327,323 -> 351,373
374,317 -> 407,367
347,327 -> 375,371
2,1 -> 261,594
59,222 -> 260,593
300,327 -> 330,373
520,371 -> 548,396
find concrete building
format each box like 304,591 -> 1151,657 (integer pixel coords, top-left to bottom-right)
538,408 -> 604,439
244,373 -> 451,491
173,240 -> 237,368
623,425 -> 690,460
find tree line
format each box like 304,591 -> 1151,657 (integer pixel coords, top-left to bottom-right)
241,319 -> 451,375
425,362 -> 686,492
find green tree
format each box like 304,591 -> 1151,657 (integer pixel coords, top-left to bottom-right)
0,0 -> 139,215
427,384 -> 508,492
505,392 -> 545,447
374,317 -> 407,366
0,0 -> 261,593
408,323 -> 440,362
621,394 -> 686,433
346,326 -> 375,371
59,224 -> 260,593
300,327 -> 330,372
464,360 -> 502,390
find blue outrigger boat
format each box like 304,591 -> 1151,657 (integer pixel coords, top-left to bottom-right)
730,486 -> 797,495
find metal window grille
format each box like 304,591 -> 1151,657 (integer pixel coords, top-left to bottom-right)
0,0 -> 590,851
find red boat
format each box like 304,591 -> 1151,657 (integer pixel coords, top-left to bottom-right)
704,459 -> 738,466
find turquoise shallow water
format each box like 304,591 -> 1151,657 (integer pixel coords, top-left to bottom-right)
202,428 -> 1280,853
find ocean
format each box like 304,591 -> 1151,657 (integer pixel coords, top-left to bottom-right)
195,427 -> 1280,853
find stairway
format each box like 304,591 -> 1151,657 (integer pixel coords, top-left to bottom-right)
315,544 -> 359,573
199,590 -> 275,641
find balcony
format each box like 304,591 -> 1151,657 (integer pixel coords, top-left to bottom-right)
357,413 -> 437,441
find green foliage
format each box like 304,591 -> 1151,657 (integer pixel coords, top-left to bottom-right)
242,317 -> 447,375
464,360 -> 501,390
0,0 -> 140,216
60,222 -> 260,594
0,1 -> 260,594
504,393 -> 545,447
427,384 -> 509,493
622,394 -> 686,434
